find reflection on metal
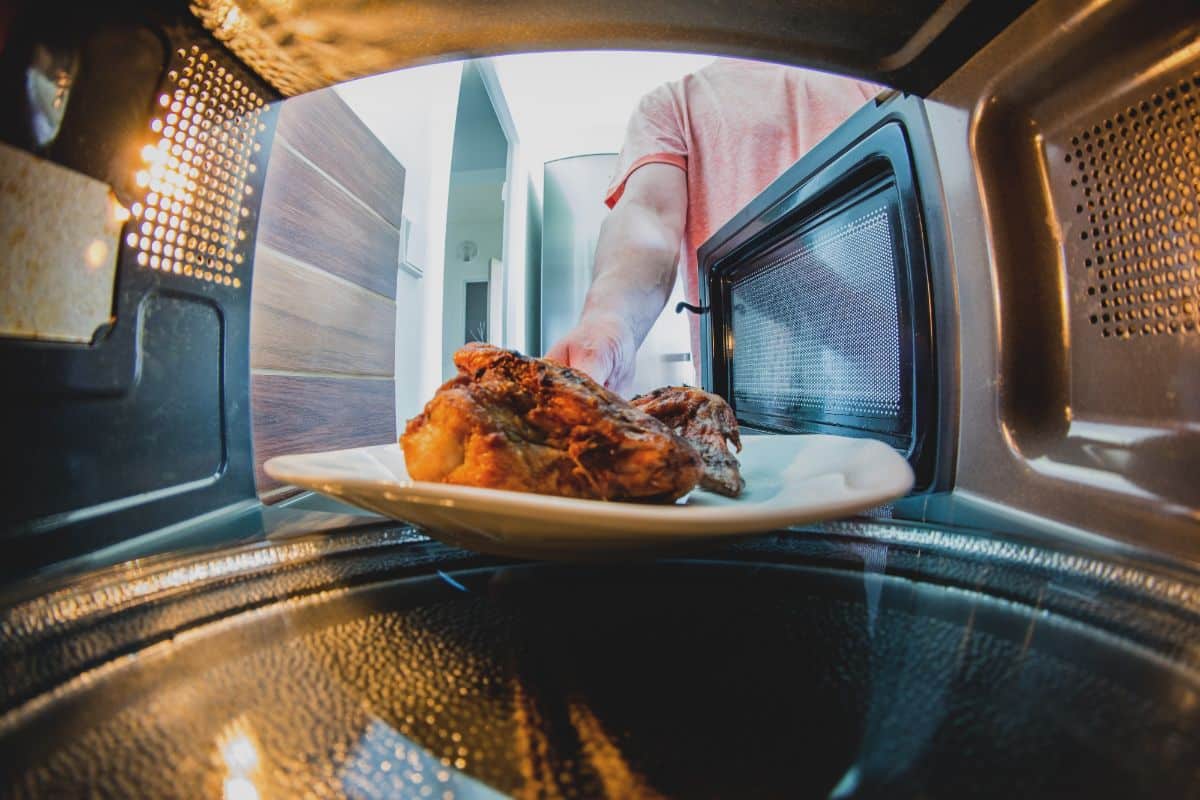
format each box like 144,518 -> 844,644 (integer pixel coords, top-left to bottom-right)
24,42 -> 78,147
190,0 -> 314,96
540,154 -> 617,354
1,525 -> 1198,795
875,0 -> 972,71
4,519 -> 1198,671
219,719 -> 262,800
187,0 -> 1034,96
564,699 -> 664,798
928,0 -> 1200,557
0,142 -> 120,342
340,717 -> 506,799
806,518 -> 1200,617
0,526 -> 427,643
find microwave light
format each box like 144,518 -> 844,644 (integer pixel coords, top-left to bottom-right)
128,44 -> 264,285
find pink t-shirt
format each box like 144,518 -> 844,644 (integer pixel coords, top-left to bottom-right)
604,60 -> 879,358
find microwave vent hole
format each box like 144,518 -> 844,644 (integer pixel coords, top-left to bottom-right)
128,44 -> 267,289
1067,72 -> 1200,340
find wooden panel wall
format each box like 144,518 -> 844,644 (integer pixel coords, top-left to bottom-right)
250,88 -> 406,498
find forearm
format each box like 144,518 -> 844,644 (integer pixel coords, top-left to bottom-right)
545,162 -> 685,393
579,200 -> 680,347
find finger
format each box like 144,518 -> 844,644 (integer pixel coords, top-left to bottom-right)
570,350 -> 614,386
543,341 -> 569,365
545,336 -> 615,386
607,364 -> 635,398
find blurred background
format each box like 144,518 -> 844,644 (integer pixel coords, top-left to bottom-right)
332,52 -> 715,426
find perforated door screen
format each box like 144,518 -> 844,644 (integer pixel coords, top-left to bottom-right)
729,188 -> 905,431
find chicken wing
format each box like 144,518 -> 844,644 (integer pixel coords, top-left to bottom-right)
631,386 -> 744,497
402,344 -> 703,502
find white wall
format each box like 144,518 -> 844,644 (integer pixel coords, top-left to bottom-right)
335,61 -> 464,426
442,170 -> 506,378
500,140 -> 532,357
475,62 -> 531,360
490,51 -> 716,187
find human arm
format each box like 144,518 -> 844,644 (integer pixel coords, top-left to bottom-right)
544,162 -> 686,396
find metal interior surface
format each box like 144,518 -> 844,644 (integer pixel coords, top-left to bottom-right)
0,12 -> 280,579
1046,64 -> 1200,424
1055,78 -> 1200,344
129,42 -> 267,291
1,524 -> 1197,798
186,0 -> 1034,96
925,0 -> 1200,561
2,1 -> 1199,791
0,144 -> 123,343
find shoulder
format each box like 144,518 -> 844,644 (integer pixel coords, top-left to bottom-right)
633,79 -> 684,121
794,67 -> 882,100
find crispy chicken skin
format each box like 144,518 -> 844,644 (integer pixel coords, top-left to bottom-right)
402,343 -> 703,502
631,386 -> 744,497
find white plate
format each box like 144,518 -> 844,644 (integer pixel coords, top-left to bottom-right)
264,434 -> 914,559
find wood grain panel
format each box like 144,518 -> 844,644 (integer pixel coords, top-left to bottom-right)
250,247 -> 396,376
277,90 -> 406,228
257,144 -> 399,298
251,374 -> 396,491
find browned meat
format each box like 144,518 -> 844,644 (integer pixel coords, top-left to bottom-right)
401,343 -> 703,502
631,386 -> 744,497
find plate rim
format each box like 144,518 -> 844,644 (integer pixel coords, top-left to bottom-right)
263,434 -> 915,529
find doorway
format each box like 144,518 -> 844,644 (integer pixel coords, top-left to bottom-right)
442,63 -> 510,379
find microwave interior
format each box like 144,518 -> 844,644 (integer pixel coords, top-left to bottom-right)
1,0 -> 1198,797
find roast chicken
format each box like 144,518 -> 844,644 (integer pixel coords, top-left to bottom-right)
631,385 -> 745,497
402,344 -> 700,502
402,344 -> 743,502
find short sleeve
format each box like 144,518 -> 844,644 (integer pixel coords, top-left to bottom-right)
604,84 -> 689,209
856,80 -> 886,102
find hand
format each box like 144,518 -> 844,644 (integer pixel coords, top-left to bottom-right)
545,314 -> 638,397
